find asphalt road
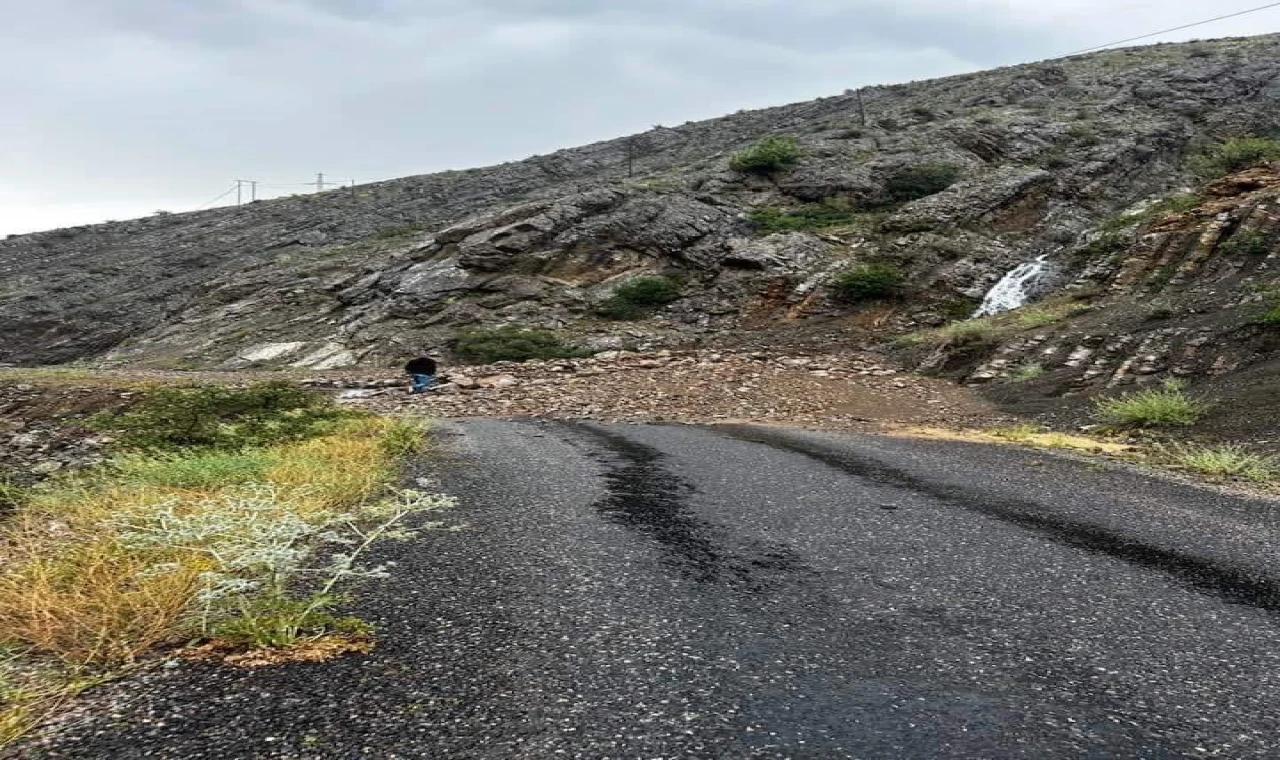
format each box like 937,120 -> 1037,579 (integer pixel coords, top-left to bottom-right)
19,420 -> 1280,759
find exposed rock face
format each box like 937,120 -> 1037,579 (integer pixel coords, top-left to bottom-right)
910,167 -> 1280,395
3,34 -> 1280,378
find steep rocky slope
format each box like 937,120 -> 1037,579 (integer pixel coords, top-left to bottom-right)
906,165 -> 1280,440
3,33 -> 1280,391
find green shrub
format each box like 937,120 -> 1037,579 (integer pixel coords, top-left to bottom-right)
90,383 -> 347,452
729,136 -> 801,174
1092,381 -> 1208,427
596,276 -> 682,320
749,200 -> 860,235
830,264 -> 906,302
1219,229 -> 1271,257
885,163 -> 962,203
613,276 -> 681,306
454,327 -> 588,363
1254,287 -> 1280,325
1189,137 -> 1280,178
1161,443 -> 1277,482
595,298 -> 648,320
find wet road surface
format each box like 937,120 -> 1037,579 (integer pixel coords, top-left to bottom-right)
19,420 -> 1280,759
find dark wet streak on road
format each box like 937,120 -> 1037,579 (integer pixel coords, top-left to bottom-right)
559,421 -> 819,594
718,423 -> 1280,614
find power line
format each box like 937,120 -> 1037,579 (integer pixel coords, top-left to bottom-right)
197,184 -> 238,209
1063,1 -> 1280,56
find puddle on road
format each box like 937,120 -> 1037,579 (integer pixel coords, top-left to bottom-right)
556,422 -> 815,593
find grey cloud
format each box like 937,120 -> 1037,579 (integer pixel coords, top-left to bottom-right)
1,0 -> 1274,233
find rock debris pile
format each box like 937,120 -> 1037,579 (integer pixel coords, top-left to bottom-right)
339,350 -> 1005,428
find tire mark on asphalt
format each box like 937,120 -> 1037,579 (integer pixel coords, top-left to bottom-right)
550,421 -> 819,594
717,424 -> 1280,614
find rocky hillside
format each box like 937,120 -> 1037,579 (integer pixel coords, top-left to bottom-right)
903,164 -> 1280,439
3,33 -> 1280,396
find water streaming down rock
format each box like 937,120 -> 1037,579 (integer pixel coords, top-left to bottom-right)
974,254 -> 1057,317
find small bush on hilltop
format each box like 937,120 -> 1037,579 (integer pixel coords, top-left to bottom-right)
729,136 -> 801,174
597,276 -> 683,320
830,264 -> 906,302
454,327 -> 588,363
885,163 -> 962,204
1092,380 -> 1209,428
89,382 -> 347,452
1189,137 -> 1280,178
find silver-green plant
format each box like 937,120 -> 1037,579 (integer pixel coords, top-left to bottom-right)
113,486 -> 455,647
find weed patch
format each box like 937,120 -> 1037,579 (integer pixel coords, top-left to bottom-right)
1093,381 -> 1209,428
1159,443 -> 1277,482
107,450 -> 276,490
749,201 -> 862,235
1255,287 -> 1280,325
1008,363 -> 1047,382
915,300 -> 1087,347
372,223 -> 426,240
1099,194 -> 1203,232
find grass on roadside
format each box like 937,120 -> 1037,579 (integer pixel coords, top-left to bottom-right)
1092,380 -> 1209,428
1157,443 -> 1278,483
0,389 -> 448,747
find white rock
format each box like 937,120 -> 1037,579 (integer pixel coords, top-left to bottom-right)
477,374 -> 519,389
291,342 -> 361,370
238,342 -> 306,363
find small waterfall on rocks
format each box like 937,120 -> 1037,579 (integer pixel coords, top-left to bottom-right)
974,254 -> 1056,317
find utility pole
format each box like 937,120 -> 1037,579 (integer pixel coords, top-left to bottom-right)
856,88 -> 868,127
234,179 -> 259,205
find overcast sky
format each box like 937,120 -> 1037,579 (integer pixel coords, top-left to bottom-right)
2,0 -> 1277,236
